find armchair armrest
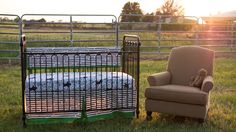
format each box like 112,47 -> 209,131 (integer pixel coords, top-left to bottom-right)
201,76 -> 213,93
147,71 -> 171,86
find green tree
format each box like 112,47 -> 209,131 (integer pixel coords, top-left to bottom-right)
156,0 -> 184,16
142,13 -> 155,22
14,17 -> 20,22
38,18 -> 46,23
1,17 -> 10,22
120,2 -> 143,22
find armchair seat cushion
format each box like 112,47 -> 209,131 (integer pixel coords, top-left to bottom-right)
145,85 -> 208,105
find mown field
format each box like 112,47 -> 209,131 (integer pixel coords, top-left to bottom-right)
0,58 -> 236,131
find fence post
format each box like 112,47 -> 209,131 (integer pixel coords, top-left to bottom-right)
194,18 -> 199,45
115,19 -> 119,47
230,21 -> 234,51
157,15 -> 162,54
19,16 -> 23,58
70,15 -> 73,46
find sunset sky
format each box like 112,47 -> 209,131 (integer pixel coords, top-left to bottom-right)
0,0 -> 235,17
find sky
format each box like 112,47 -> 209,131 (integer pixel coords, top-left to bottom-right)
0,0 -> 236,20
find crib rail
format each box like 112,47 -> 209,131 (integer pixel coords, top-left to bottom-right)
26,49 -> 121,70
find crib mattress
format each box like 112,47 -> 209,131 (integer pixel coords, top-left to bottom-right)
27,47 -> 121,68
25,72 -> 135,92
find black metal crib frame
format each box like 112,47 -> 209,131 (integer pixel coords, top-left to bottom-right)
21,34 -> 140,125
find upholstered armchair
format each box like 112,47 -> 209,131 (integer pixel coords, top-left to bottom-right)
145,46 -> 214,122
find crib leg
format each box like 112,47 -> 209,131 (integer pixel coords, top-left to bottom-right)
136,109 -> 140,118
22,116 -> 26,128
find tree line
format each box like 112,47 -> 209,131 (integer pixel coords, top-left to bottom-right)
1,0 -> 186,30
1,0 -> 183,23
120,0 -> 184,22
0,17 -> 46,23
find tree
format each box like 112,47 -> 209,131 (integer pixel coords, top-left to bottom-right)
120,2 -> 143,22
142,13 -> 155,22
14,17 -> 20,23
1,17 -> 10,22
38,18 -> 46,23
156,0 -> 184,16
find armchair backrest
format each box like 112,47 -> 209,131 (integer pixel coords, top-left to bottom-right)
167,46 -> 214,86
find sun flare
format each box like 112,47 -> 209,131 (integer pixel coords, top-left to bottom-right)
183,0 -> 236,16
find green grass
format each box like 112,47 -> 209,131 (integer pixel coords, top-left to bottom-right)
0,58 -> 236,131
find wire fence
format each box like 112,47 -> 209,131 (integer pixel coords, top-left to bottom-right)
0,14 -> 236,62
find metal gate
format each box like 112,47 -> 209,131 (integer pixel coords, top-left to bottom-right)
118,14 -> 236,55
21,14 -> 118,48
0,14 -> 236,62
0,14 -> 21,63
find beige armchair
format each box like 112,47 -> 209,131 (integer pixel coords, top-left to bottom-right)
145,46 -> 214,122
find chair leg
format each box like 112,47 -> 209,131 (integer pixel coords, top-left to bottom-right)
198,113 -> 208,123
146,111 -> 152,121
198,118 -> 205,123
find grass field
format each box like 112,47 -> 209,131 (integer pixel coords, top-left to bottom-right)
1,21 -> 236,131
0,58 -> 236,131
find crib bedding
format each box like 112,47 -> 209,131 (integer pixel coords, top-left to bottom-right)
27,47 -> 121,53
25,72 -> 135,92
27,47 -> 121,68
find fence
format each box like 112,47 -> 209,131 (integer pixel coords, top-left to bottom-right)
118,14 -> 236,55
21,14 -> 118,48
0,14 -> 21,62
0,14 -> 236,62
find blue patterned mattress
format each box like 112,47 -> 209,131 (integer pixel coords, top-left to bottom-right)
25,72 -> 135,92
27,47 -> 121,68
